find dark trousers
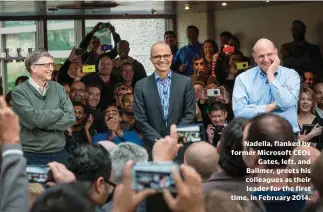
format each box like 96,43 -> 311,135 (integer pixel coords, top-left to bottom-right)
24,149 -> 68,166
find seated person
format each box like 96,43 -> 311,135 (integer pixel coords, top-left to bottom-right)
92,105 -> 141,146
297,87 -> 323,150
65,102 -> 96,152
113,83 -> 133,108
206,101 -> 228,146
120,62 -> 135,87
85,84 -> 105,133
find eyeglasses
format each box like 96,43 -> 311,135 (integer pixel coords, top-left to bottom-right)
71,89 -> 86,94
105,179 -> 116,187
32,63 -> 54,68
151,54 -> 172,61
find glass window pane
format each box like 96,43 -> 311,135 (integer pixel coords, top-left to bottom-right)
47,20 -> 75,66
3,21 -> 36,91
85,19 -> 166,75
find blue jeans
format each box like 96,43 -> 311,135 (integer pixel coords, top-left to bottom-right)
24,149 -> 68,166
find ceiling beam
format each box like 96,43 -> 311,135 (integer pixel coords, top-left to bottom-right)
0,14 -> 175,21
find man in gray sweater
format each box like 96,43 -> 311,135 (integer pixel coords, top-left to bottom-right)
12,50 -> 75,165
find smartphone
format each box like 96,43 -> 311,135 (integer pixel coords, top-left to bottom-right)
101,44 -> 113,52
207,89 -> 221,97
75,48 -> 87,56
223,46 -> 235,53
302,124 -> 315,134
236,62 -> 248,70
82,65 -> 96,73
27,165 -> 50,183
176,124 -> 204,144
132,162 -> 179,192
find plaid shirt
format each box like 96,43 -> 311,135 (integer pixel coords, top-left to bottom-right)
154,71 -> 172,126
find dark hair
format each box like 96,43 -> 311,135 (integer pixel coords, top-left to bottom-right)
105,104 -> 122,117
293,20 -> 306,33
203,39 -> 219,54
5,90 -> 12,106
73,101 -> 86,111
164,31 -> 176,38
15,76 -> 29,86
193,80 -> 205,87
118,40 -> 130,47
86,84 -> 102,92
68,144 -> 112,182
220,31 -> 233,38
120,62 -> 133,72
193,55 -> 205,64
219,118 -> 248,177
229,36 -> 240,51
209,101 -> 227,113
30,183 -> 93,212
245,114 -> 295,169
122,92 -> 134,104
187,25 -> 199,34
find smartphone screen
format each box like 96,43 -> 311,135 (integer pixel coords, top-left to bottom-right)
27,165 -> 50,183
132,162 -> 178,192
302,124 -> 315,134
176,124 -> 204,144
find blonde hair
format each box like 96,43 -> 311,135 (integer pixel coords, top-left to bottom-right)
298,87 -> 317,114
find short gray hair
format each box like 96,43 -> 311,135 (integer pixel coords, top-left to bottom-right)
25,49 -> 52,73
110,142 -> 148,184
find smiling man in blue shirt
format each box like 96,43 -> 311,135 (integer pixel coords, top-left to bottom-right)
232,38 -> 300,133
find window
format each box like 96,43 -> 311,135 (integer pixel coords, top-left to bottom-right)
1,21 -> 36,91
47,20 -> 75,66
85,19 -> 166,75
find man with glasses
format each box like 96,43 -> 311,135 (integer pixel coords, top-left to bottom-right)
70,81 -> 87,104
281,20 -> 323,80
11,49 -> 75,165
134,41 -> 196,159
67,144 -> 116,211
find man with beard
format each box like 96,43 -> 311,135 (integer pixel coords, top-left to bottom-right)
281,20 -> 323,80
11,50 -> 75,165
66,102 -> 95,152
112,40 -> 147,84
120,93 -> 141,138
70,81 -> 86,104
81,56 -> 119,110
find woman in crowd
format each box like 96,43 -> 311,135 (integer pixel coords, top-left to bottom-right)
202,39 -> 218,75
297,87 -> 323,150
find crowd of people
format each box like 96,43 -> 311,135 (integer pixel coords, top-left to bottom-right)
1,19 -> 323,212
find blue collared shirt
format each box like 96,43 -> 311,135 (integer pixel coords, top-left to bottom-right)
232,66 -> 300,133
155,71 -> 172,126
175,42 -> 202,76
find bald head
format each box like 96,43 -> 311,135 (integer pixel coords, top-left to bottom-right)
184,142 -> 219,182
252,38 -> 278,72
150,42 -> 171,56
252,38 -> 276,54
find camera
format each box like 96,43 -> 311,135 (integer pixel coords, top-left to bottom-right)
101,22 -> 111,29
236,62 -> 249,70
207,89 -> 221,97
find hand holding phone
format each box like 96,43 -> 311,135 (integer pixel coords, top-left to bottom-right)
132,162 -> 179,192
27,165 -> 50,183
176,124 -> 204,144
112,161 -> 155,212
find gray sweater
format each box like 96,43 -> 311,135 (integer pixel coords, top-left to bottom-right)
12,81 -> 75,153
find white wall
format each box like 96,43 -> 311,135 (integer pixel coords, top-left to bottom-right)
177,12 -> 208,48
215,2 -> 323,57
